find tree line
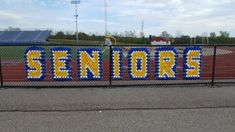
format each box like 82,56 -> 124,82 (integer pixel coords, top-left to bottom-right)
49,31 -> 235,45
173,31 -> 235,44
49,31 -> 150,44
3,27 -> 234,44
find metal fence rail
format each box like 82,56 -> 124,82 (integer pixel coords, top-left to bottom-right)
0,44 -> 234,88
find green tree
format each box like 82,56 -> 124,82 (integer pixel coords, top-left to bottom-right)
219,31 -> 230,43
54,31 -> 66,39
160,31 -> 172,38
5,27 -> 21,31
209,32 -> 217,44
210,32 -> 216,38
219,31 -> 229,38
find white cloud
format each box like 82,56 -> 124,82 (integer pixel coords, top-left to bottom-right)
0,0 -> 235,36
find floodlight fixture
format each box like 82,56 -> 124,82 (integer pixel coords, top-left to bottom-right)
71,0 -> 80,4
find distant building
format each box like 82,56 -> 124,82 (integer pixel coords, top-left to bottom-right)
151,36 -> 171,45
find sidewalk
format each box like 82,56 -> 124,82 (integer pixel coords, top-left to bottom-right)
0,85 -> 235,111
1,85 -> 235,132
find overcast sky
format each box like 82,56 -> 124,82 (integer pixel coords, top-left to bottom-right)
0,0 -> 235,37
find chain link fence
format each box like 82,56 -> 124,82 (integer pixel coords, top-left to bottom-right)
0,44 -> 234,87
214,46 -> 235,84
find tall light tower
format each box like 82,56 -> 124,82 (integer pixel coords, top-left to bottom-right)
140,20 -> 144,38
104,0 -> 108,37
103,0 -> 116,46
71,0 -> 80,45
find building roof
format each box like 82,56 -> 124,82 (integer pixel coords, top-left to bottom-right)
151,36 -> 171,42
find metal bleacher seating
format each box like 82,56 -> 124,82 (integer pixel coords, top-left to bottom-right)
0,31 -> 51,45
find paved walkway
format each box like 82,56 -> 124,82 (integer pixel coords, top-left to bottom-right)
0,85 -> 235,131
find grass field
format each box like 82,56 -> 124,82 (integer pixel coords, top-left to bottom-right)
0,39 -> 120,60
0,37 -> 148,60
0,45 -> 110,60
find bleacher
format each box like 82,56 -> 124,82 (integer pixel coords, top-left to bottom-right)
0,31 -> 51,45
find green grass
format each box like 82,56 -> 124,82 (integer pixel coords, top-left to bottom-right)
0,39 -> 119,60
0,46 -> 27,60
0,46 -> 110,61
0,38 -> 149,61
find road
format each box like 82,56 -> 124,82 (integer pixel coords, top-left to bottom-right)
0,85 -> 235,131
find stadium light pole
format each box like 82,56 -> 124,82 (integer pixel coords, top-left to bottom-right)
104,0 -> 108,37
71,0 -> 80,45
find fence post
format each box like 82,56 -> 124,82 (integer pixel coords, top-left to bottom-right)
0,56 -> 3,87
211,46 -> 217,87
109,45 -> 112,86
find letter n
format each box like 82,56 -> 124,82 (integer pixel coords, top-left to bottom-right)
77,48 -> 103,80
